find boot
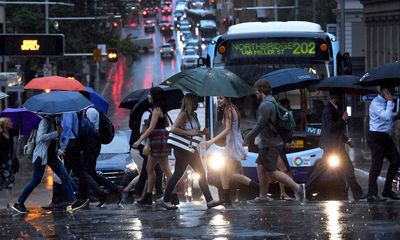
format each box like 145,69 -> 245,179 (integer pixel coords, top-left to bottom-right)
171,193 -> 180,205
137,193 -> 153,206
223,189 -> 232,205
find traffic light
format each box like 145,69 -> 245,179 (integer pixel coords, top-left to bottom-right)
107,48 -> 118,62
112,21 -> 118,28
93,48 -> 102,62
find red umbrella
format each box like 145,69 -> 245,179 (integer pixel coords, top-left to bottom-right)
24,75 -> 86,91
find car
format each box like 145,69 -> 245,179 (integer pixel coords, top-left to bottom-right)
160,43 -> 174,58
144,19 -> 156,32
176,19 -> 191,30
96,130 -> 138,185
183,48 -> 197,56
159,20 -> 173,35
161,6 -> 172,15
142,7 -> 156,18
183,39 -> 199,51
167,38 -> 176,49
181,53 -> 199,69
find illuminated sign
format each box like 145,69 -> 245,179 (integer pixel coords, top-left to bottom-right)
226,38 -> 329,60
0,34 -> 64,56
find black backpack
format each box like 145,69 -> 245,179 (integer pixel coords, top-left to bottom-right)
97,108 -> 115,144
267,100 -> 296,142
78,113 -> 100,151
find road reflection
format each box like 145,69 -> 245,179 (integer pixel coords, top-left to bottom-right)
209,213 -> 230,239
323,201 -> 343,240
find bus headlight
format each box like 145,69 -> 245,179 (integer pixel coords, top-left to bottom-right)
126,162 -> 138,172
327,154 -> 340,168
208,152 -> 225,171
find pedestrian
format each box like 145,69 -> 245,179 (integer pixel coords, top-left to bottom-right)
162,94 -> 221,209
132,87 -> 172,205
244,79 -> 305,204
318,91 -> 363,200
123,109 -> 164,202
43,112 -> 101,210
206,96 -> 259,205
366,87 -> 400,202
80,107 -> 123,207
0,117 -> 17,208
12,115 -> 78,213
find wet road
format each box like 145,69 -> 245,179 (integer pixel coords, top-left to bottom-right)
1,200 -> 400,239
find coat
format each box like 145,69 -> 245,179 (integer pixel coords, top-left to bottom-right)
319,101 -> 348,151
32,118 -> 59,165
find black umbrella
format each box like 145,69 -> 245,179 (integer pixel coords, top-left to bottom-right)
261,68 -> 320,94
358,61 -> 400,87
119,86 -> 184,109
317,75 -> 377,95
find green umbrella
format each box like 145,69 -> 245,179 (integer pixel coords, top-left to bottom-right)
161,68 -> 254,97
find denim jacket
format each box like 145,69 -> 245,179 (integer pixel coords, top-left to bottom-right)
32,118 -> 59,165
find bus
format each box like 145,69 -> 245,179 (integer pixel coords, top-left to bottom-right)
203,21 -> 352,200
199,20 -> 217,50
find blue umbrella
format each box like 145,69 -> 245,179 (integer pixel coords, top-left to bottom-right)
23,91 -> 93,115
261,68 -> 320,94
85,86 -> 109,113
317,75 -> 377,95
0,107 -> 42,136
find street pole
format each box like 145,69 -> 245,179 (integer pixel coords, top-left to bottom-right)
45,0 -> 50,65
312,0 -> 316,22
340,0 -> 345,53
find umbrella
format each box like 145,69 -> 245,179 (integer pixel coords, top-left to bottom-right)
119,86 -> 184,109
24,75 -> 86,91
23,91 -> 93,115
261,68 -> 320,94
161,68 -> 253,97
358,61 -> 400,87
0,108 -> 41,136
317,75 -> 377,95
0,91 -> 8,100
83,86 -> 109,113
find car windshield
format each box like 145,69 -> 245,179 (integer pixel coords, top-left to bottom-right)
100,131 -> 131,154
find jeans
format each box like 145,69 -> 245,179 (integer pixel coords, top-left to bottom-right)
164,147 -> 213,202
367,131 -> 400,196
18,157 -> 76,204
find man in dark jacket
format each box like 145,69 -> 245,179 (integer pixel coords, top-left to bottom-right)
319,91 -> 363,200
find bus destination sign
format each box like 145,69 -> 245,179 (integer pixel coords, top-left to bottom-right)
228,38 -> 327,60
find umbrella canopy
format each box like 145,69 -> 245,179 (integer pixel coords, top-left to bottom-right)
358,61 -> 400,87
23,91 -> 93,115
0,91 -> 8,100
317,75 -> 377,95
0,107 -> 41,136
24,75 -> 86,91
84,86 -> 109,113
119,86 -> 184,109
261,68 -> 320,94
161,68 -> 253,97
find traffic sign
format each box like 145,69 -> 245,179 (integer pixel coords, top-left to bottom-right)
0,34 -> 64,56
93,48 -> 102,62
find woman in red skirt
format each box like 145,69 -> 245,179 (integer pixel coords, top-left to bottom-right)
132,87 -> 172,205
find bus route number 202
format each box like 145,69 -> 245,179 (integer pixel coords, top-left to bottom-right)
293,42 -> 315,55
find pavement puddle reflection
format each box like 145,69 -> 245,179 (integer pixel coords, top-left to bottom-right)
323,201 -> 343,240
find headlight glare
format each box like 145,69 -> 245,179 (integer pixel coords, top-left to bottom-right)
327,154 -> 340,168
208,152 -> 225,171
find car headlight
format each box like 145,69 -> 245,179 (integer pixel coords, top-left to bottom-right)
327,154 -> 340,168
208,152 -> 225,171
126,162 -> 138,172
201,44 -> 206,50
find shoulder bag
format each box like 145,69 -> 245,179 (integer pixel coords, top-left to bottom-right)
167,112 -> 202,153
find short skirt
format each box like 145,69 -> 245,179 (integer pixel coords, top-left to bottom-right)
149,129 -> 171,157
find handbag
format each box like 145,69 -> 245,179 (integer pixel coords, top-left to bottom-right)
142,140 -> 151,156
167,112 -> 202,153
23,129 -> 37,155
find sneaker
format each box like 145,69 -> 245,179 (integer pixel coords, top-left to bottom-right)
42,202 -> 65,210
382,190 -> 400,200
12,202 -> 29,214
280,195 -> 295,201
295,184 -> 306,202
247,196 -> 273,205
97,192 -> 108,208
70,199 -> 90,211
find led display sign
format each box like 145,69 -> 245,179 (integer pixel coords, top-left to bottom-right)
0,34 -> 64,56
226,38 -> 329,60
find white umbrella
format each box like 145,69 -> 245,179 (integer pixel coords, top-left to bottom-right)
0,91 -> 8,100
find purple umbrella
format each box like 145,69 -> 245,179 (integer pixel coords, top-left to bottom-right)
0,107 -> 42,136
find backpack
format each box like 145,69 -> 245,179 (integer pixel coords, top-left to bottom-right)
97,109 -> 115,144
78,114 -> 100,151
267,100 -> 296,142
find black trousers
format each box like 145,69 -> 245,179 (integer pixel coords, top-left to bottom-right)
367,131 -> 400,196
163,147 -> 213,203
